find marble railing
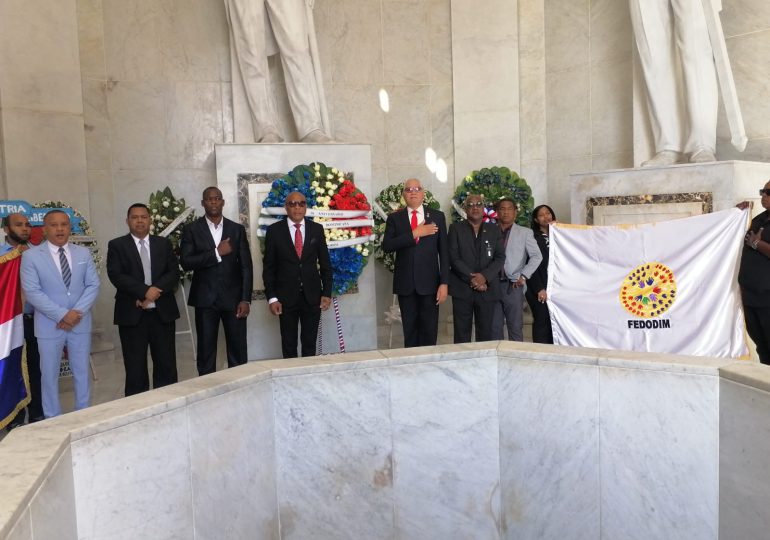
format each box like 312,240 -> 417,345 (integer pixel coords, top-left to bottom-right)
1,342 -> 769,540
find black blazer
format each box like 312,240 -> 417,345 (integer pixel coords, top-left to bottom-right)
106,234 -> 180,325
448,220 -> 505,301
382,206 -> 449,296
739,210 -> 770,295
180,217 -> 254,309
262,218 -> 332,306
528,230 -> 550,294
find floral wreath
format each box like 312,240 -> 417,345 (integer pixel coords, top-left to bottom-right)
259,163 -> 374,296
372,182 -> 441,272
34,201 -> 102,270
451,166 -> 533,226
147,187 -> 196,283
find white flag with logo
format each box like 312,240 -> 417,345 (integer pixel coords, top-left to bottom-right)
548,208 -> 749,357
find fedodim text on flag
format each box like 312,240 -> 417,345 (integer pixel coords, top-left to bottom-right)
0,249 -> 29,430
547,208 -> 749,358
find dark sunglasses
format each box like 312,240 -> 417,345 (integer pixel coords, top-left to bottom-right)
760,189 -> 770,197
285,201 -> 307,208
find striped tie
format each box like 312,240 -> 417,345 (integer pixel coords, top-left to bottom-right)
58,247 -> 71,289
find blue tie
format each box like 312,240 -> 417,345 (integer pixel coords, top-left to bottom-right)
59,247 -> 71,289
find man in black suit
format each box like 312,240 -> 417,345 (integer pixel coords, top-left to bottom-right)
263,191 -> 332,358
106,203 -> 180,396
180,187 -> 253,375
448,194 -> 506,343
382,178 -> 449,347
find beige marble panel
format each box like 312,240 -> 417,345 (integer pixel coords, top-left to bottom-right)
102,0 -> 162,81
383,1 -> 430,85
521,159 -> 547,207
165,81 -> 223,170
0,0 -> 84,113
450,0 -> 517,41
721,0 -> 770,38
387,165 -> 433,187
452,37 -> 518,113
316,0 -> 383,86
331,84 -> 387,167
4,509 -> 31,540
519,0 -> 546,166
722,31 -> 770,141
29,447 -> 77,540
591,151 -> 633,172
717,137 -> 770,163
82,78 -> 112,171
106,80 -> 166,170
2,110 -> 89,210
547,155 -> 592,222
428,0 -> 452,85
220,81 -> 235,144
589,0 -> 632,65
454,109 -> 518,175
591,59 -> 633,155
158,0 -> 229,82
385,85 -> 431,166
86,169 -> 116,333
77,0 -> 107,80
430,83 -> 454,165
546,67 -> 591,159
544,0 -> 589,73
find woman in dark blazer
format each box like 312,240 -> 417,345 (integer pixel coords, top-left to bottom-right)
525,204 -> 556,344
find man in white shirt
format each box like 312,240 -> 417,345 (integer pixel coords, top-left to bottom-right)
20,210 -> 100,418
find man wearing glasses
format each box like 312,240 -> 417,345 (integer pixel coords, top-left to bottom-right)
383,178 -> 449,347
448,195 -> 506,343
737,182 -> 770,364
180,187 -> 253,374
263,191 -> 332,358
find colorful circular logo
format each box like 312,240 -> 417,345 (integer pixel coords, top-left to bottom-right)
619,262 -> 677,318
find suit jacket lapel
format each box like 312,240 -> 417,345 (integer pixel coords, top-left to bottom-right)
199,218 -> 217,250
301,219 -> 312,260
40,242 -> 63,286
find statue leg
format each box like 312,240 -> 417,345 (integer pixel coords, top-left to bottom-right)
265,0 -> 325,139
629,0 -> 685,154
224,0 -> 281,141
671,0 -> 718,157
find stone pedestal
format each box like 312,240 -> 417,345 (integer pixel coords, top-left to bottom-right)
215,143 -> 376,360
570,160 -> 770,225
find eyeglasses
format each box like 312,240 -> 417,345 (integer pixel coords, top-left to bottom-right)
760,189 -> 770,197
465,202 -> 485,208
403,187 -> 423,193
285,201 -> 307,208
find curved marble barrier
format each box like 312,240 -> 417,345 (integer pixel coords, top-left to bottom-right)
1,342 -> 769,539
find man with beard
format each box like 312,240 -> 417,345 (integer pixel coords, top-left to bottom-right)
1,214 -> 43,428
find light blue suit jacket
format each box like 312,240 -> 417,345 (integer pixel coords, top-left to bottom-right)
503,224 -> 543,281
20,242 -> 100,338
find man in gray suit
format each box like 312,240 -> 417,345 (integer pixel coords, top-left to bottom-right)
492,198 -> 542,341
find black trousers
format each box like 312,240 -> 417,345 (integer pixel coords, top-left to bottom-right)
452,295 -> 495,344
525,288 -> 554,344
119,310 -> 177,396
744,303 -> 770,365
279,295 -> 321,358
398,292 -> 439,347
195,306 -> 247,375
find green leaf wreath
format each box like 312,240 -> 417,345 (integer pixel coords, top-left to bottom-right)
451,166 -> 534,227
372,182 -> 441,273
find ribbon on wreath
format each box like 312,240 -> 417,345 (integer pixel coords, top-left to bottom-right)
315,296 -> 346,355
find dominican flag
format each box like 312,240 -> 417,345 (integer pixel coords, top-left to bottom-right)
548,208 -> 749,358
0,249 -> 29,429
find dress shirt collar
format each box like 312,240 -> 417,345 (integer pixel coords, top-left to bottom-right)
130,234 -> 150,248
407,205 -> 424,223
47,242 -> 70,257
205,216 -> 223,230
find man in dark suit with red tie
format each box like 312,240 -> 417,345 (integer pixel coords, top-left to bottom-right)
180,187 -> 253,375
382,178 -> 449,347
263,191 -> 333,358
107,203 -> 180,396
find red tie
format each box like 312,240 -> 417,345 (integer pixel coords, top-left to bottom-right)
294,223 -> 303,258
411,210 -> 419,244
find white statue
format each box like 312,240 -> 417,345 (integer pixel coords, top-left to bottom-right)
224,0 -> 332,143
630,0 -> 745,167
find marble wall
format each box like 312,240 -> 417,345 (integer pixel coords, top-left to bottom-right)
2,343 -> 743,540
